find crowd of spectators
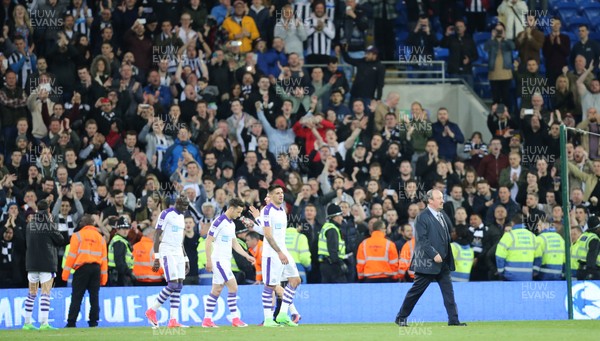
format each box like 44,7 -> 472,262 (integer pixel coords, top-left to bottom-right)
1,0 -> 599,287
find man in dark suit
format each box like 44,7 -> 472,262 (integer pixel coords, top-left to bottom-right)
395,189 -> 467,327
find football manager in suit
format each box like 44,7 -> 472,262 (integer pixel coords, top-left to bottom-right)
395,189 -> 467,326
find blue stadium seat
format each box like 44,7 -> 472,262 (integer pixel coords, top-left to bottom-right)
566,16 -> 591,33
583,4 -> 600,21
590,32 -> 600,43
473,66 -> 488,81
559,9 -> 581,23
554,2 -> 580,12
434,47 -> 449,61
477,43 -> 488,63
473,32 -> 491,44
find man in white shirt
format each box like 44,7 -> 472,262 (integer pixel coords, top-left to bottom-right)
260,185 -> 301,327
202,198 -> 255,328
145,195 -> 190,328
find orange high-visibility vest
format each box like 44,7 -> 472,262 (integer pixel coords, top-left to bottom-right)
62,226 -> 108,285
356,231 -> 399,280
132,236 -> 164,282
398,239 -> 415,280
248,240 -> 263,282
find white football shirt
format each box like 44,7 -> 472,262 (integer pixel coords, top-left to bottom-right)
155,207 -> 185,256
208,213 -> 236,260
261,203 -> 288,257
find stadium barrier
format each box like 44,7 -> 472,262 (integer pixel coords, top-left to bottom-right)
1,280 -> 599,328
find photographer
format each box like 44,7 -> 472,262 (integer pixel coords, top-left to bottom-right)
484,23 -> 515,110
441,20 -> 478,88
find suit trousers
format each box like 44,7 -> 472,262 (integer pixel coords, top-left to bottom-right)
396,263 -> 459,324
68,263 -> 101,326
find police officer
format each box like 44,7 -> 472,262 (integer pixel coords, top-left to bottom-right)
450,226 -> 474,282
108,216 -> 134,286
318,204 -> 348,283
572,216 -> 600,280
495,215 -> 537,281
533,220 -> 565,280
286,224 -> 312,283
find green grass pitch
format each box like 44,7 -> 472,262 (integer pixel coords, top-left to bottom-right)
1,321 -> 598,341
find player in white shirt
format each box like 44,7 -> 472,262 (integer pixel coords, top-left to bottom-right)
202,198 -> 255,328
248,195 -> 302,324
259,185 -> 301,327
145,195 -> 190,328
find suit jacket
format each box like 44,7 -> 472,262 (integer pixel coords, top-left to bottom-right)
410,208 -> 455,275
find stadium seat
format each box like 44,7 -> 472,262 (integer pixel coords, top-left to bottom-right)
473,32 -> 491,44
476,43 -> 488,63
434,47 -> 449,61
583,4 -> 600,21
559,9 -> 581,23
566,16 -> 591,34
554,2 -> 580,12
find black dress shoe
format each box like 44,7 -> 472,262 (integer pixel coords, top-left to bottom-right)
65,324 -> 76,328
448,322 -> 467,326
395,317 -> 408,327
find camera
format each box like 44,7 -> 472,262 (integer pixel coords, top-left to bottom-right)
206,16 -> 217,27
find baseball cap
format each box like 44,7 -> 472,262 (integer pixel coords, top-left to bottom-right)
234,0 -> 245,6
100,97 -> 111,104
366,45 -> 379,54
16,134 -> 28,143
356,141 -> 366,148
222,161 -> 234,170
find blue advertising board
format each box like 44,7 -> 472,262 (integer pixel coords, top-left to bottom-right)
1,281 -> 599,329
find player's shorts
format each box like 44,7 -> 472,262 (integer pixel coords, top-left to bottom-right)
263,252 -> 300,286
212,259 -> 235,285
160,254 -> 186,281
28,272 -> 56,284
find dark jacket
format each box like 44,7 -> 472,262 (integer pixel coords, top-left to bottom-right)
440,33 -> 478,74
25,212 -> 64,273
341,50 -> 385,100
410,208 -> 455,274
325,220 -> 344,263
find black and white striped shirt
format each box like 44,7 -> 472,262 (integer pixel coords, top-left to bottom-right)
67,6 -> 92,38
292,0 -> 335,22
182,56 -> 206,78
306,15 -> 335,56
8,51 -> 34,89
